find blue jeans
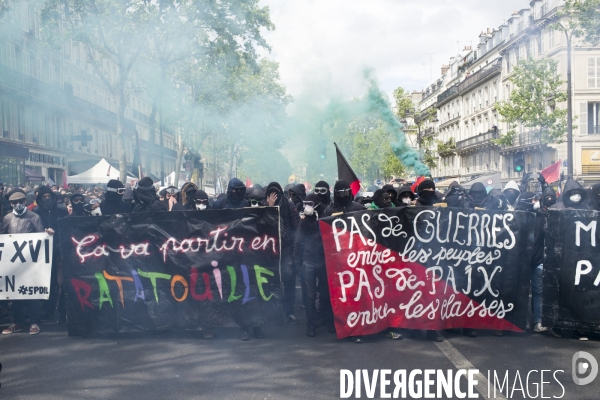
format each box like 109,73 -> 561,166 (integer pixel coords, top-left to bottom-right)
531,263 -> 543,324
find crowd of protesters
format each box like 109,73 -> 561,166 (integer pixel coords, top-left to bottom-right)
1,173 -> 599,342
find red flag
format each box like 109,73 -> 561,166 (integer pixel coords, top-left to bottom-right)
411,176 -> 426,193
541,160 -> 561,184
62,171 -> 68,189
334,143 -> 361,196
245,177 -> 253,188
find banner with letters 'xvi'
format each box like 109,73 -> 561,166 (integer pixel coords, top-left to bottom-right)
319,208 -> 534,339
59,208 -> 281,336
0,232 -> 53,300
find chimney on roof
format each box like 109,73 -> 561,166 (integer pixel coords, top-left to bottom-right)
441,64 -> 449,75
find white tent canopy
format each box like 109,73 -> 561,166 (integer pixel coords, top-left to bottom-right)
68,158 -> 135,185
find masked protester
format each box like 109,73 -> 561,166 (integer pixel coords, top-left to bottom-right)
324,181 -> 365,216
503,180 -> 521,210
289,184 -> 306,210
397,186 -> 415,206
69,194 -> 87,216
265,182 -> 300,331
1,190 -> 50,335
313,181 -> 331,206
293,194 -> 335,337
132,177 -> 167,213
444,182 -> 468,208
589,183 -> 600,211
382,184 -> 401,206
467,182 -> 489,209
100,179 -> 131,215
368,189 -> 393,210
415,180 -> 441,207
214,178 -> 248,209
33,186 -> 68,322
192,190 -> 211,211
486,188 -> 510,211
247,187 -> 265,207
540,186 -> 557,210
550,179 -> 588,210
172,183 -> 198,211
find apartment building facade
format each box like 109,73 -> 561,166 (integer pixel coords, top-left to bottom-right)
0,0 -> 177,186
418,0 -> 600,185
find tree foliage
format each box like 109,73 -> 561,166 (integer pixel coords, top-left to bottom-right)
563,0 -> 600,45
495,58 -> 567,148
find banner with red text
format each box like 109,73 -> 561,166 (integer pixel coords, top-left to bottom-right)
59,208 -> 281,336
319,208 -> 534,339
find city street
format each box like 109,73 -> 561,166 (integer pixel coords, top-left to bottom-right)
1,308 -> 600,400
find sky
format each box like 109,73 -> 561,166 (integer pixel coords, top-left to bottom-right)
259,0 -> 530,105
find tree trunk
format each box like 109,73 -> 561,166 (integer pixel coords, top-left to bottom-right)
174,124 -> 184,187
228,143 -> 236,181
117,80 -> 128,183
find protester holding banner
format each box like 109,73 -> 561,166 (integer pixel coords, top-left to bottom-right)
214,178 -> 249,209
294,193 -> 334,337
382,184 -> 401,207
323,181 -> 364,217
415,180 -> 441,207
396,186 -> 415,206
367,189 -> 393,210
551,179 -> 589,210
503,180 -> 521,210
1,189 -> 52,335
99,180 -> 131,215
132,178 -> 167,213
34,186 -> 68,322
172,183 -> 198,211
266,182 -> 300,326
466,182 -> 489,209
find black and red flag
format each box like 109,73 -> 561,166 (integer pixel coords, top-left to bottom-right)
334,142 -> 361,196
132,130 -> 144,180
319,207 -> 535,339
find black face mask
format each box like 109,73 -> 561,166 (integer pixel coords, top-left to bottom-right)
470,191 -> 488,207
229,188 -> 245,204
504,190 -> 519,205
41,197 -> 54,209
418,190 -> 438,206
72,203 -> 85,214
186,189 -> 197,201
543,195 -> 556,208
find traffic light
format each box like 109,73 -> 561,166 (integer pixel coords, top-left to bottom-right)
514,153 -> 525,173
319,140 -> 327,160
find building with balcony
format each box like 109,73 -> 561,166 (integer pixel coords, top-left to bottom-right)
415,0 -> 600,186
0,1 -> 177,186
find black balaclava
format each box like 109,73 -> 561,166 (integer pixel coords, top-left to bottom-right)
417,180 -> 438,206
193,190 -> 210,210
247,187 -> 265,207
227,178 -> 246,207
71,193 -> 86,215
314,180 -> 331,206
373,189 -> 392,208
469,182 -> 489,208
382,184 -> 398,204
36,186 -> 56,210
486,188 -> 509,211
590,183 -> 600,211
289,184 -> 306,209
542,186 -> 557,209
135,177 -> 156,205
333,181 -> 352,208
562,179 -> 588,209
516,192 -> 537,212
105,179 -> 124,204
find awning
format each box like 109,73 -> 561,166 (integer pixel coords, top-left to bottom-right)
25,168 -> 45,180
461,173 -> 502,192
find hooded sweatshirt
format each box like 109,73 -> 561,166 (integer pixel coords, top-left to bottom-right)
214,178 -> 248,209
324,181 -> 365,216
503,180 -> 521,207
34,186 -> 68,249
368,189 -> 393,210
314,180 -> 331,206
541,186 -> 557,210
266,182 -> 298,249
396,186 -> 415,206
289,184 -> 306,210
294,193 -> 326,266
551,179 -> 589,210
382,184 -> 400,206
171,183 -> 199,211
468,182 -> 489,208
132,177 -> 167,213
100,180 -> 131,215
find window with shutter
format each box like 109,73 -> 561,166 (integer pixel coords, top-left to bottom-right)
580,102 -> 588,135
588,57 -> 597,88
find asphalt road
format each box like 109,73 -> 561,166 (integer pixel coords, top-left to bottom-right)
1,312 -> 600,399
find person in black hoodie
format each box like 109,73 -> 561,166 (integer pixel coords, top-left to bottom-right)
550,179 -> 589,210
99,179 -> 131,215
324,181 -> 364,217
541,185 -> 557,210
132,177 -> 167,213
171,183 -> 198,211
247,187 -> 265,207
214,178 -> 248,209
69,193 -> 88,217
288,184 -> 306,210
294,193 -> 335,337
381,184 -> 401,206
415,180 -> 441,207
467,182 -> 489,209
397,186 -> 415,206
266,182 -> 300,328
34,185 -> 69,321
313,180 -> 331,206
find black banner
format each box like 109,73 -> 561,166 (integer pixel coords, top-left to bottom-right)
319,208 -> 534,338
59,208 -> 281,336
543,210 -> 600,332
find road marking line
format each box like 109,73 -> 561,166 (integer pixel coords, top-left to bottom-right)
434,337 -> 507,400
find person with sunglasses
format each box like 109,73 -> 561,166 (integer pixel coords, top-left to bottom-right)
1,189 -> 52,335
68,194 -> 88,216
214,178 -> 248,210
247,187 -> 265,207
288,184 -> 306,211
313,181 -> 331,206
99,180 -> 131,215
323,181 -> 365,217
293,194 -> 335,337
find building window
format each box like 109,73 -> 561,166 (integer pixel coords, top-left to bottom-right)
549,28 -> 555,49
588,57 -> 600,88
